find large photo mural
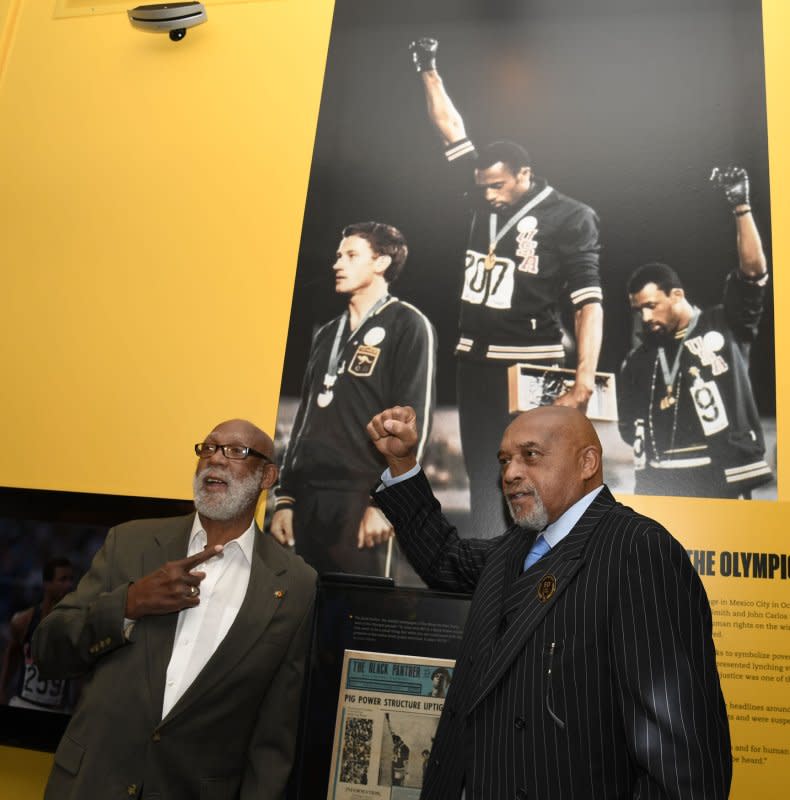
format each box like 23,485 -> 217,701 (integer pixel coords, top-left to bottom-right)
272,0 -> 775,580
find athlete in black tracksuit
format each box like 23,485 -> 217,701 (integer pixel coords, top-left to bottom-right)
618,166 -> 772,498
272,223 -> 436,575
410,38 -> 603,536
618,276 -> 771,497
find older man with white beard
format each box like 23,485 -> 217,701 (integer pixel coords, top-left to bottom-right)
33,419 -> 317,800
366,405 -> 731,800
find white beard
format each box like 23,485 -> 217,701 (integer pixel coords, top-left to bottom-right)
506,489 -> 549,532
193,465 -> 263,522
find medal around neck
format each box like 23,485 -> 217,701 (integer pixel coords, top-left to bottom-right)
484,248 -> 497,271
317,374 -> 337,407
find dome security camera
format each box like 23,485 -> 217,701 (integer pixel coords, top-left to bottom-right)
128,3 -> 207,42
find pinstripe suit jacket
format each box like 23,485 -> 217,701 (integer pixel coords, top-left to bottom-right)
375,473 -> 731,800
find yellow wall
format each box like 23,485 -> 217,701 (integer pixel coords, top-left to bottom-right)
0,0 -> 333,500
0,0 -> 333,794
0,0 -> 788,796
0,746 -> 50,798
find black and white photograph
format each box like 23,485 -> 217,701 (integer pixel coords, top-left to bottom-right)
379,711 -> 439,792
274,0 -> 775,567
339,716 -> 375,785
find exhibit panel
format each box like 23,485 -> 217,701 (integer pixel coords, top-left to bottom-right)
294,580 -> 471,799
272,1 -> 790,794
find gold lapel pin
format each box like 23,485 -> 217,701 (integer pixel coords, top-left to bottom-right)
274,590 -> 285,599
537,574 -> 557,603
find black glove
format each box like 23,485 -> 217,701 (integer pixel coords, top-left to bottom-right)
409,37 -> 438,73
710,165 -> 750,207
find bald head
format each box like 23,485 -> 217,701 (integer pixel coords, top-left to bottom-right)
498,406 -> 603,528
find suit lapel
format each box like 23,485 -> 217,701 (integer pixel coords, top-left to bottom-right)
140,515 -> 194,719
159,528 -> 288,725
468,488 -> 618,713
462,528 -> 534,662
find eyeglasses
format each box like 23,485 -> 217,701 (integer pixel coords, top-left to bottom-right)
194,443 -> 272,462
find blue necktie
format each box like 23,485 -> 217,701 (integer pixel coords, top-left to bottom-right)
523,535 -> 551,571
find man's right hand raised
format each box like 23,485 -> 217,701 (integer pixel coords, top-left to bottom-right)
124,546 -> 222,619
367,406 -> 420,476
409,37 -> 439,73
710,165 -> 750,208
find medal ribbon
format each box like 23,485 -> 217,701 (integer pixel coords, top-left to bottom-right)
657,307 -> 701,392
488,185 -> 553,255
321,295 -> 391,393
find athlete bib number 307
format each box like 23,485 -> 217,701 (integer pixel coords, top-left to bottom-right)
461,250 -> 515,309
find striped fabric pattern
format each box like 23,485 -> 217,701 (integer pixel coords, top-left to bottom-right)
485,343 -> 566,361
374,473 -> 731,799
569,286 -> 604,306
724,460 -> 772,484
445,138 -> 476,162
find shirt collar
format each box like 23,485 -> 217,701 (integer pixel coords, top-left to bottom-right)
188,514 -> 256,565
540,485 -> 604,550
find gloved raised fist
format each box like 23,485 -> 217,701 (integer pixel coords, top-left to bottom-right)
409,37 -> 439,73
710,165 -> 750,208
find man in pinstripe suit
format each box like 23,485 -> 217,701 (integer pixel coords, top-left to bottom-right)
367,405 -> 731,799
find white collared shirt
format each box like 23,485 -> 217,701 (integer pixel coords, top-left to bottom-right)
161,516 -> 255,718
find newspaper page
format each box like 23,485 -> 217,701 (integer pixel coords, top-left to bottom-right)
327,650 -> 456,800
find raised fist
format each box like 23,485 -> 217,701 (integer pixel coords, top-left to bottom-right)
710,165 -> 750,208
409,37 -> 439,73
367,406 -> 419,475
